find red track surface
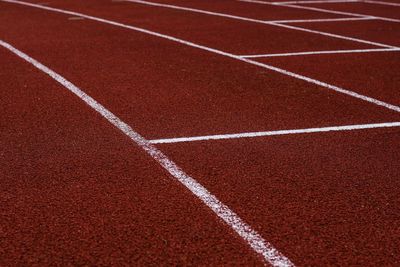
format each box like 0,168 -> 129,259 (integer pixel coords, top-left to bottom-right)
0,50 -> 262,266
304,2 -> 400,20
290,20 -> 400,47
259,52 -> 400,105
1,0 -> 399,266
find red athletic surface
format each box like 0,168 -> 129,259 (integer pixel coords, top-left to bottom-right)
304,2 -> 400,20
159,129 -> 400,266
1,0 -> 400,266
1,3 -> 397,139
136,0 -> 350,20
0,50 -> 262,265
258,52 -> 400,106
289,20 -> 400,47
23,0 -> 375,55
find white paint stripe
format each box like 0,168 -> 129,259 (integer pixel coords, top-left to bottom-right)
278,3 -> 400,23
2,1 -> 400,111
271,21 -> 396,48
0,39 -> 294,267
271,0 -> 359,4
270,16 -> 374,23
362,0 -> 400,7
150,122 -> 400,144
123,0 -> 396,48
240,48 -> 400,58
240,0 -> 400,23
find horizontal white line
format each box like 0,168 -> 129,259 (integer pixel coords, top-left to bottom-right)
240,48 -> 400,58
125,0 -> 396,48
271,0 -> 359,4
270,16 -> 374,23
362,0 -> 400,6
150,122 -> 400,144
0,39 -> 294,267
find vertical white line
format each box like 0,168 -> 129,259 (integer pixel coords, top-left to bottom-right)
0,39 -> 295,267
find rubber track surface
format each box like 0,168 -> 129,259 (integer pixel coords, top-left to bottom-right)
0,48 -> 263,266
1,0 -> 400,266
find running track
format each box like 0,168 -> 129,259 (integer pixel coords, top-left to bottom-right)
1,0 -> 399,266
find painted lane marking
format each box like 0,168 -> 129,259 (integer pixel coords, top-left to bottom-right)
269,16 -> 375,23
362,0 -> 400,7
240,0 -> 400,23
149,122 -> 400,144
271,0 -> 359,4
123,0 -> 397,48
240,47 -> 400,58
0,39 -> 295,267
2,0 -> 400,113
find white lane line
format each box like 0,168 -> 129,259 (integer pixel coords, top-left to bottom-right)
269,16 -> 375,23
123,0 -> 396,48
0,39 -> 294,267
271,0 -> 359,4
270,21 -> 396,48
278,3 -> 400,23
240,47 -> 400,58
2,1 -> 400,112
240,0 -> 400,23
150,122 -> 400,144
362,0 -> 400,6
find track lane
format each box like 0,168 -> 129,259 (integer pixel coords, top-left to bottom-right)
285,20 -> 400,48
256,52 -> 400,106
158,128 -> 400,266
303,1 -> 400,21
0,2 -> 399,141
130,0 -> 351,20
0,0 -> 396,266
16,0 -> 378,55
0,39 -> 266,266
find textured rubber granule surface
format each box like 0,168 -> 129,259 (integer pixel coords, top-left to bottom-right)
1,0 -> 400,266
135,0 -> 350,21
19,0 -> 376,55
158,129 -> 400,266
257,52 -> 400,106
0,2 -> 398,142
288,20 -> 400,47
0,50 -> 262,265
304,2 -> 400,20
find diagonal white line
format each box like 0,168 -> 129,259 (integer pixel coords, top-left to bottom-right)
362,0 -> 400,7
240,0 -> 400,23
240,48 -> 400,58
2,0 -> 400,113
0,39 -> 295,267
149,122 -> 400,144
271,0 -> 359,4
268,21 -> 397,48
269,17 -> 375,23
278,3 -> 400,23
123,0 -> 397,48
